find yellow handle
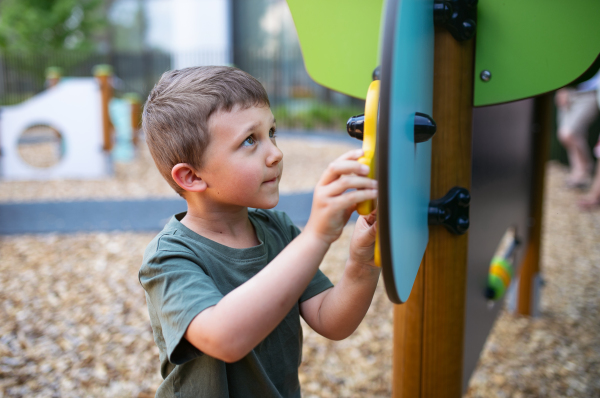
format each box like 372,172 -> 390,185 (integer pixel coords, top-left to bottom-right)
356,79 -> 380,216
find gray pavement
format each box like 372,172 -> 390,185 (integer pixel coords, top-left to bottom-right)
0,192 -> 320,235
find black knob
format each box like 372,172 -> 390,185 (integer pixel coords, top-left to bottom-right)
347,114 -> 365,141
414,112 -> 437,143
372,66 -> 381,81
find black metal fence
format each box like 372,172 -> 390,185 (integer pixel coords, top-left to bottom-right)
0,51 -> 170,105
0,50 -> 364,132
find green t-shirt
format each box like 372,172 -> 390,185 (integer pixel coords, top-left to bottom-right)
139,209 -> 333,398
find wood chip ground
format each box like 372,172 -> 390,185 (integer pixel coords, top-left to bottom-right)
1,136 -> 599,397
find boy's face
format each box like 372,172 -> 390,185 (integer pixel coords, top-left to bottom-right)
199,104 -> 283,210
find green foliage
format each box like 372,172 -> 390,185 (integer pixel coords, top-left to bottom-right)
272,102 -> 364,131
0,0 -> 105,96
0,0 -> 104,55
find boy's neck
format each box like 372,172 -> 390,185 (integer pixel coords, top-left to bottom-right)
180,201 -> 260,249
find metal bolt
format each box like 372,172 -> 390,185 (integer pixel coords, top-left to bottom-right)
458,191 -> 471,207
461,19 -> 476,41
457,217 -> 470,233
372,66 -> 381,81
480,70 -> 491,82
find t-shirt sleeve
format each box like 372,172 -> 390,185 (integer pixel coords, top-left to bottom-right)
140,238 -> 223,365
276,211 -> 334,303
300,268 -> 334,303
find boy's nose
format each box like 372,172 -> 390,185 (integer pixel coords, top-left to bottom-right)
266,142 -> 283,167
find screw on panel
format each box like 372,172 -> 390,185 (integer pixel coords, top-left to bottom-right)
480,70 -> 491,82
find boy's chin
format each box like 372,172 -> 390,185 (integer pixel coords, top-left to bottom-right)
252,194 -> 279,210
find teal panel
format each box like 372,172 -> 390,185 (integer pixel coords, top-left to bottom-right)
474,0 -> 600,106
286,0 -> 384,99
380,0 -> 433,303
109,98 -> 134,162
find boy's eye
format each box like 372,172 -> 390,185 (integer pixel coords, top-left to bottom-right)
269,127 -> 277,138
243,135 -> 256,146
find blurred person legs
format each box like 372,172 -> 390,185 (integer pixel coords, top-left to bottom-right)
578,141 -> 600,209
556,88 -> 598,188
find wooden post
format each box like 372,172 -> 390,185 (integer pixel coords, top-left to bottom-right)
393,27 -> 474,398
516,94 -> 552,315
124,93 -> 142,147
45,66 -> 62,89
93,65 -> 114,152
131,100 -> 142,147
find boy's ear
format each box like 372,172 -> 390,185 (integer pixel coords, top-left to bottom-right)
171,163 -> 207,193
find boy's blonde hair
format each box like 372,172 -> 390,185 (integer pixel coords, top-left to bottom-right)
142,66 -> 270,195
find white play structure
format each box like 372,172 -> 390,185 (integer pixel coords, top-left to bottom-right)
0,78 -> 110,180
0,71 -> 139,180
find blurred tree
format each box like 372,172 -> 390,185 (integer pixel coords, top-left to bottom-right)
0,0 -> 105,54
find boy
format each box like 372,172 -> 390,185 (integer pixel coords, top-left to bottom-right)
140,66 -> 380,397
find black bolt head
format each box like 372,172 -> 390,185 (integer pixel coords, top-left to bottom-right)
372,66 -> 381,81
456,217 -> 470,232
458,191 -> 471,207
461,19 -> 476,40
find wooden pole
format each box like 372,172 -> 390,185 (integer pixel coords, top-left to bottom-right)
516,94 -> 552,316
392,27 -> 474,398
45,66 -> 62,89
93,65 -> 114,152
124,93 -> 142,147
131,100 -> 142,147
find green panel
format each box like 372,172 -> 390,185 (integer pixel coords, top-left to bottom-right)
474,0 -> 600,107
286,0 -> 384,99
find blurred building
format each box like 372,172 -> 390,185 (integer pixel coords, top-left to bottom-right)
112,0 -> 360,128
0,0 -> 362,130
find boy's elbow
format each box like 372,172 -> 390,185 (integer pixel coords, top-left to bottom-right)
186,312 -> 251,363
220,352 -> 245,363
318,323 -> 357,341
204,334 -> 251,363
217,343 -> 248,363
324,330 -> 353,341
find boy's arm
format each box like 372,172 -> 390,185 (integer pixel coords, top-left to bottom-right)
184,150 -> 378,363
299,211 -> 381,340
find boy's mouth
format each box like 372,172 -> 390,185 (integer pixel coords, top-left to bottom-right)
263,176 -> 279,184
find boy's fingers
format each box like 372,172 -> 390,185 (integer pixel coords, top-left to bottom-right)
335,148 -> 364,162
364,211 -> 377,226
318,160 -> 370,186
334,189 -> 378,209
322,175 -> 377,197
365,220 -> 377,237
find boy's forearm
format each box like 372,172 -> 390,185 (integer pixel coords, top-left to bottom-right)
185,230 -> 330,362
307,259 -> 380,340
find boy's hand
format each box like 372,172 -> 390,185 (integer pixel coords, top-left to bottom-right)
305,149 -> 378,245
299,208 -> 380,341
349,210 -> 377,268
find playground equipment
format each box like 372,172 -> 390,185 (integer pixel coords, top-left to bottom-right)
0,77 -> 108,180
0,65 -> 142,180
286,0 -> 599,395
